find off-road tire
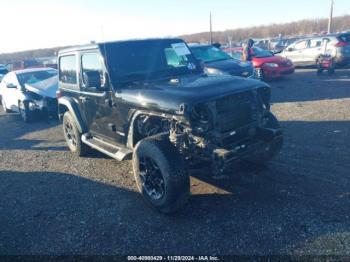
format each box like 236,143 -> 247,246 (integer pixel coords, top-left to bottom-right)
248,112 -> 283,164
133,134 -> 190,214
18,101 -> 32,123
62,111 -> 91,156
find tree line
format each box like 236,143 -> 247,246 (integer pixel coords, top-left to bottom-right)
0,15 -> 349,64
180,15 -> 350,44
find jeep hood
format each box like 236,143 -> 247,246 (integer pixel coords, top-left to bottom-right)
24,76 -> 58,98
116,74 -> 268,113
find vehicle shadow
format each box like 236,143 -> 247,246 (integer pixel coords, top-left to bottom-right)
184,119 -> 350,254
0,114 -> 64,151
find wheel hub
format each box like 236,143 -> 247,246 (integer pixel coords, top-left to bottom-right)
139,157 -> 165,200
64,122 -> 77,147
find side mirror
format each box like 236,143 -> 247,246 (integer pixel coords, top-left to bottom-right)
83,71 -> 101,89
6,83 -> 17,89
287,47 -> 294,52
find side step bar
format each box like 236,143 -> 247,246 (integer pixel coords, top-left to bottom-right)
81,134 -> 132,161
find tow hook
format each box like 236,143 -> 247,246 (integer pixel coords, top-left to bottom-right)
258,127 -> 282,142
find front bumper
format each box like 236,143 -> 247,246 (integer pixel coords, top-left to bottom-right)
210,127 -> 283,174
262,65 -> 295,79
27,98 -> 58,118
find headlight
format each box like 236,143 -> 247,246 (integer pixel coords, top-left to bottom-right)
190,104 -> 212,134
265,63 -> 279,68
205,68 -> 226,75
28,101 -> 43,110
239,61 -> 252,67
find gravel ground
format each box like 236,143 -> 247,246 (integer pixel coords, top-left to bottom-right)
0,69 -> 349,256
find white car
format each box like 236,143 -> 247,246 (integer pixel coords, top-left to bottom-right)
0,68 -> 58,122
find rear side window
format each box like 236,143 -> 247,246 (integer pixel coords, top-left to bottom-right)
310,39 -> 322,48
59,55 -> 77,84
81,53 -> 104,88
82,53 -> 103,75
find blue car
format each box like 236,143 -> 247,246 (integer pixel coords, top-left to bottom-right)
189,44 -> 255,78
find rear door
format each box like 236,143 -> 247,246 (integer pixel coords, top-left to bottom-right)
284,40 -> 309,65
304,38 -> 323,64
293,40 -> 310,65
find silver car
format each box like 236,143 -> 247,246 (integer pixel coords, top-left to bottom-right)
279,32 -> 350,66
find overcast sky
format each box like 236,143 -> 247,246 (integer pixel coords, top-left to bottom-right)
1,0 -> 349,53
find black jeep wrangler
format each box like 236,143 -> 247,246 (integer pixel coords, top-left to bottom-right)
57,39 -> 283,213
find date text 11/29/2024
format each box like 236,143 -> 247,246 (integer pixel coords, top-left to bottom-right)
127,256 -> 220,261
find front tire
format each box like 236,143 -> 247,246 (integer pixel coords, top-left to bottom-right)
133,134 -> 190,214
62,111 -> 90,156
1,97 -> 11,113
18,101 -> 32,122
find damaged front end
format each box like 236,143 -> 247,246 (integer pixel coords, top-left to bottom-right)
23,90 -> 58,118
169,85 -> 283,177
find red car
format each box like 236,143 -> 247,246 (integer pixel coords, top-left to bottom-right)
223,47 -> 294,80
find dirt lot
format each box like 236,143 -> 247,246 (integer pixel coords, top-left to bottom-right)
0,69 -> 350,256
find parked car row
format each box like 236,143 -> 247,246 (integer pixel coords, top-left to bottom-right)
279,32 -> 350,66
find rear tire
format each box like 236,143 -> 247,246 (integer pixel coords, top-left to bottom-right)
247,112 -> 283,164
133,134 -> 190,214
62,111 -> 91,156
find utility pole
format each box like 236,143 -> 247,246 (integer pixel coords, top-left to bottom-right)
328,0 -> 335,34
209,12 -> 213,45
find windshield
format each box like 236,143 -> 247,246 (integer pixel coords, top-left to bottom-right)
100,40 -> 200,83
190,46 -> 232,63
252,47 -> 273,58
17,70 -> 57,86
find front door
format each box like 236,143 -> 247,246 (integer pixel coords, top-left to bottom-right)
285,40 -> 309,65
78,52 -> 123,145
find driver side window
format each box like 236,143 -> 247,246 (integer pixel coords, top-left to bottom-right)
81,53 -> 104,90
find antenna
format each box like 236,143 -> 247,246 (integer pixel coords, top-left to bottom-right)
101,26 -> 110,73
209,12 -> 213,45
327,0 -> 335,34
101,25 -> 111,88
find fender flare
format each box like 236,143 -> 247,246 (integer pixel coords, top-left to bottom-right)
58,97 -> 87,133
126,110 -> 176,149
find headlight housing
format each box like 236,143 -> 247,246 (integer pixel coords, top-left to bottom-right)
190,104 -> 213,134
265,63 -> 279,68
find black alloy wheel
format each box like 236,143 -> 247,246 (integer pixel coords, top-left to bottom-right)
139,157 -> 165,200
